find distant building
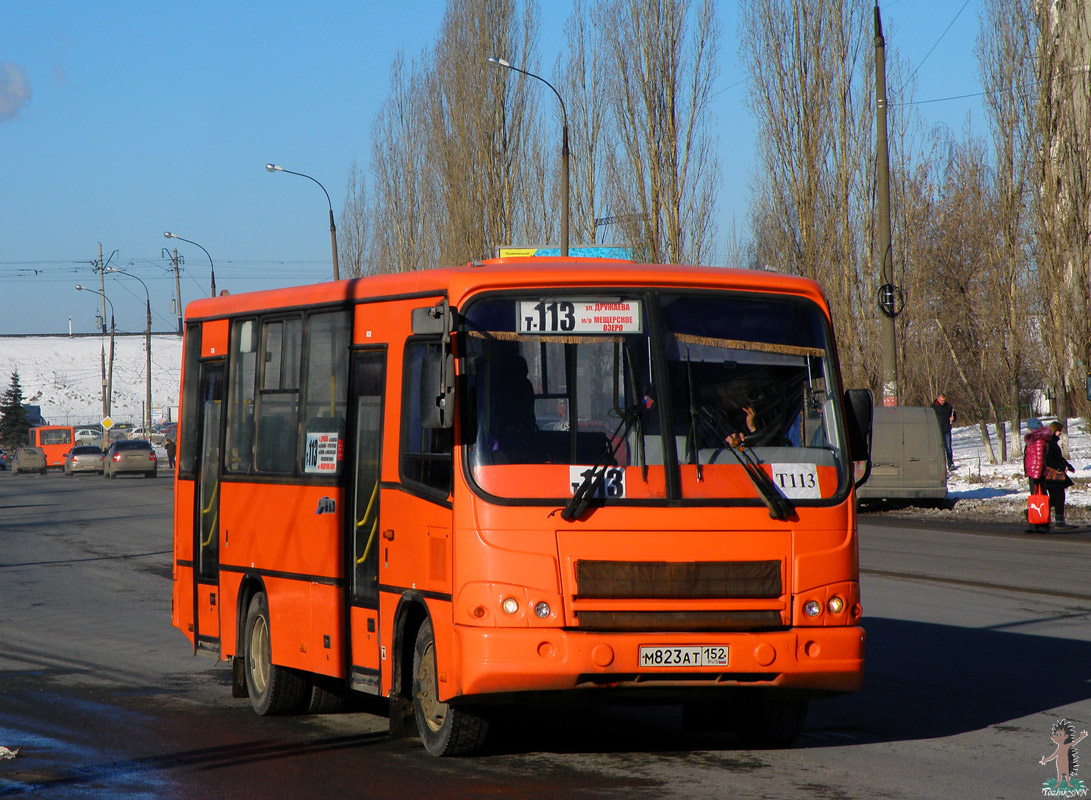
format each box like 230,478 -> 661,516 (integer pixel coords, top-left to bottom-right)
24,405 -> 46,427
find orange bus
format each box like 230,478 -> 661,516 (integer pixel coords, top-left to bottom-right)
29,425 -> 76,468
172,259 -> 873,755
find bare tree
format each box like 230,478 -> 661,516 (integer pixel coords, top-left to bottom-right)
557,0 -> 610,247
977,0 -> 1039,456
369,52 -> 428,274
596,0 -> 721,264
1033,1 -> 1091,433
338,160 -> 370,278
741,0 -> 876,388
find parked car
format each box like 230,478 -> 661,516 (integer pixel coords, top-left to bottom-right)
0,447 -> 8,470
75,428 -> 103,443
12,446 -> 48,475
64,444 -> 105,475
104,439 -> 157,479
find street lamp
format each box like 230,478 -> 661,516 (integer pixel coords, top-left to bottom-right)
163,232 -> 216,298
105,268 -> 153,434
487,56 -> 569,257
265,163 -> 340,281
76,284 -> 115,420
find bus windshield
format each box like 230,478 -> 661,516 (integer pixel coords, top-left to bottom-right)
462,291 -> 848,504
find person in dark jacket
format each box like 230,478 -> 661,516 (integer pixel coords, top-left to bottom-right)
1041,422 -> 1076,528
164,438 -> 177,469
931,393 -> 956,469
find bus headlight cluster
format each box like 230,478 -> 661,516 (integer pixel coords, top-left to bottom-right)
803,596 -> 846,620
534,601 -> 551,619
501,597 -> 520,615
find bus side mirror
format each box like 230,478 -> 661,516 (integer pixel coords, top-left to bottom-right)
844,388 -> 873,488
420,348 -> 455,429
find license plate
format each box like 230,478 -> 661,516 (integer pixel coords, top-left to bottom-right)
638,645 -> 729,668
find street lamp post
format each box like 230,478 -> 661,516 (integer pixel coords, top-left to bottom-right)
105,268 -> 153,434
76,284 -> 115,420
487,56 -> 569,257
163,232 -> 216,297
265,164 -> 340,281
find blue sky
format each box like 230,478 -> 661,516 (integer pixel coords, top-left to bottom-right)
0,0 -> 983,335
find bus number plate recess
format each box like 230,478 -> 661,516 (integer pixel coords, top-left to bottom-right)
638,646 -> 729,668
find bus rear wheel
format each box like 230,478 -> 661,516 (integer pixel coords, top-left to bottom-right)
243,592 -> 309,715
411,619 -> 489,756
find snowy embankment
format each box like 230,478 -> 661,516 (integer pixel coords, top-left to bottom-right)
0,334 -> 182,427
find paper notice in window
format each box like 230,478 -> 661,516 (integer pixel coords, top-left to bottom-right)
305,432 -> 340,474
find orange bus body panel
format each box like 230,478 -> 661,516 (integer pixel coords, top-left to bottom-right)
172,259 -> 863,725
31,426 -> 76,467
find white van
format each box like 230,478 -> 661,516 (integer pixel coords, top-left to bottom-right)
857,406 -> 948,505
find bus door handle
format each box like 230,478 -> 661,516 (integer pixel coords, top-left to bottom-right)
382,529 -> 395,541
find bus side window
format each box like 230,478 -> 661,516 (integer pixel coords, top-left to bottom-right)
402,340 -> 453,495
225,318 -> 258,473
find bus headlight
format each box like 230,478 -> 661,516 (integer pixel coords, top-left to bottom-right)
803,600 -> 822,618
501,597 -> 520,615
534,601 -> 551,619
828,596 -> 845,614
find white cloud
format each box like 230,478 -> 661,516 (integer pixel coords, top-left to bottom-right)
0,63 -> 32,121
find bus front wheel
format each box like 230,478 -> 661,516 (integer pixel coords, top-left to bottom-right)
411,619 -> 489,756
243,592 -> 309,715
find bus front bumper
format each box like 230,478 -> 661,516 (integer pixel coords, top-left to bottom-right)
451,625 -> 865,700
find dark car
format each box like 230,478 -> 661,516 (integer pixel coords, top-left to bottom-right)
104,439 -> 158,479
12,446 -> 47,475
64,444 -> 106,475
0,447 -> 8,470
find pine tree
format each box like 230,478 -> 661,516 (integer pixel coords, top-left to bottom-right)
0,369 -> 30,451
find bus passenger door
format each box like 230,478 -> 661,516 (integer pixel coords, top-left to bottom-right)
347,349 -> 385,693
193,360 -> 225,652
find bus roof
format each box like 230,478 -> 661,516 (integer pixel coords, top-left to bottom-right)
182,259 -> 831,322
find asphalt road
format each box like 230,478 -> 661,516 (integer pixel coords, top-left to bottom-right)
0,470 -> 1087,799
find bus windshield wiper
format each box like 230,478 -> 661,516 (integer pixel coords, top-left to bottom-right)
692,406 -> 795,522
561,404 -> 643,522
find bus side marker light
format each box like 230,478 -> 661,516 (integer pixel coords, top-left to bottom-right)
472,606 -> 487,619
803,600 -> 822,618
501,597 -> 519,615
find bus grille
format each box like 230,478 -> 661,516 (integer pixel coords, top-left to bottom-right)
575,610 -> 784,632
575,560 -> 781,600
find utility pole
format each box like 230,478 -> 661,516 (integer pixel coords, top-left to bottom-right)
98,243 -> 108,420
874,3 -> 899,406
172,248 -> 183,335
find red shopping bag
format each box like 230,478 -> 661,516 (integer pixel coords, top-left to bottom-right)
1028,491 -> 1050,526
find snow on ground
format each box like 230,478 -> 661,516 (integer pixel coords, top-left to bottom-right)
0,335 -> 1081,521
0,334 -> 182,426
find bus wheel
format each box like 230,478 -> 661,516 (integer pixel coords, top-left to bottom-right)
730,693 -> 808,748
243,592 -> 309,715
411,619 -> 488,756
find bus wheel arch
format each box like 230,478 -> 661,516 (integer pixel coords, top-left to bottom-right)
389,596 -> 429,736
241,587 -> 309,715
401,607 -> 489,756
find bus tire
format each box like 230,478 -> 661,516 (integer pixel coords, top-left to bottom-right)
243,592 -> 309,716
730,693 -> 807,749
411,619 -> 488,756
